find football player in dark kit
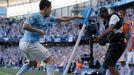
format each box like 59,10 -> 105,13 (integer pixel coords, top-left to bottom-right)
94,7 -> 126,75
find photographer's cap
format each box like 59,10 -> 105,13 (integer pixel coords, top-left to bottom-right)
98,7 -> 108,17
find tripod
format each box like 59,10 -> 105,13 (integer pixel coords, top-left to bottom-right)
88,35 -> 100,69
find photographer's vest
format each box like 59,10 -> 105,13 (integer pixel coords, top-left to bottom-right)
100,13 -> 125,45
104,13 -> 123,30
108,13 -> 125,43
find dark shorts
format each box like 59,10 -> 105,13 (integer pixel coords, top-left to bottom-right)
103,42 -> 126,68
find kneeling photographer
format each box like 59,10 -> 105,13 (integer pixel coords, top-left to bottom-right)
94,7 -> 126,75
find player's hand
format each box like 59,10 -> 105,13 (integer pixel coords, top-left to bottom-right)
38,29 -> 45,35
76,16 -> 84,19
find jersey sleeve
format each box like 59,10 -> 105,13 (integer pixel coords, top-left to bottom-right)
49,16 -> 57,22
24,14 -> 36,25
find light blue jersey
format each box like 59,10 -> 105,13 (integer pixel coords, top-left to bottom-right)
21,12 -> 56,43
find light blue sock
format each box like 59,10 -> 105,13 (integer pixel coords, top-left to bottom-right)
105,69 -> 111,75
120,65 -> 125,75
46,64 -> 55,75
128,66 -> 133,75
16,64 -> 30,75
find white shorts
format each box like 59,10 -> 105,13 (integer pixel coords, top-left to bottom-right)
127,50 -> 134,65
19,41 -> 51,62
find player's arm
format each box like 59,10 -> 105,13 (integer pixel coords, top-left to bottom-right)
56,16 -> 83,22
23,14 -> 45,35
22,23 -> 45,35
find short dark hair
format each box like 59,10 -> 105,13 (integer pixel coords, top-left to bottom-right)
39,0 -> 51,10
98,7 -> 108,17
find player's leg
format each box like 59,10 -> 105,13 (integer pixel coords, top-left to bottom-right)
133,64 -> 134,74
44,56 -> 55,75
128,64 -> 133,75
16,63 -> 30,75
119,49 -> 127,75
31,42 -> 55,75
105,69 -> 111,75
120,61 -> 126,75
127,50 -> 134,75
16,42 -> 37,75
16,60 -> 37,75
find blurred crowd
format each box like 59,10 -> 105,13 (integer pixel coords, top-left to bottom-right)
0,44 -> 108,68
0,16 -> 80,43
44,20 -> 80,42
0,16 -> 24,39
0,45 -> 23,68
97,0 -> 123,7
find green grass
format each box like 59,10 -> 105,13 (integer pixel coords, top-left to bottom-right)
0,68 -> 70,75
0,71 -> 12,75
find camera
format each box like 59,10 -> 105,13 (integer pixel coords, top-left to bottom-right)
79,17 -> 99,39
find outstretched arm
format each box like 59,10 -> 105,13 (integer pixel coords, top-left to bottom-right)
56,16 -> 83,22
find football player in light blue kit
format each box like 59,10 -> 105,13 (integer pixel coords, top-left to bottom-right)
16,0 -> 83,75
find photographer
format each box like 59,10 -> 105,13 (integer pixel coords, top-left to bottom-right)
94,7 -> 126,75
